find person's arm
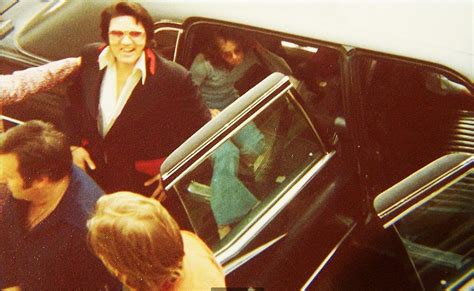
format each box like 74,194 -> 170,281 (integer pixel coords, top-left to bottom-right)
146,64 -> 211,197
0,57 -> 81,106
189,55 -> 221,117
2,286 -> 21,291
189,54 -> 209,87
253,42 -> 292,75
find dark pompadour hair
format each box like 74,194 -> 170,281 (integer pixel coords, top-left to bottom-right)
100,2 -> 155,48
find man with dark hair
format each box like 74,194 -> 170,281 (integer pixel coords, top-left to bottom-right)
0,120 -> 120,290
68,2 -> 210,197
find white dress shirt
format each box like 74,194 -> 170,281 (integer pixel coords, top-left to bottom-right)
97,47 -> 147,136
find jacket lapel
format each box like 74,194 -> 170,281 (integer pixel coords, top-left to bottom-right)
104,80 -> 149,139
104,52 -> 161,139
84,66 -> 104,122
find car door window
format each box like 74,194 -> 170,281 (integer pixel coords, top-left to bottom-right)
353,55 -> 474,195
395,170 -> 473,290
170,88 -> 326,247
154,25 -> 182,61
374,153 -> 473,291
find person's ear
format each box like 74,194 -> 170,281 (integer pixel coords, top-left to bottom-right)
31,176 -> 49,188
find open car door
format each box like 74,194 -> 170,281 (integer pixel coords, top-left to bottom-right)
374,153 -> 473,290
159,72 -> 360,288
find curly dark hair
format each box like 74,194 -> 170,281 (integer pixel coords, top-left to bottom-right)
100,2 -> 155,48
203,28 -> 250,69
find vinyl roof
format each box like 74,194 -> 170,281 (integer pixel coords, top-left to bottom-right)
144,0 -> 473,82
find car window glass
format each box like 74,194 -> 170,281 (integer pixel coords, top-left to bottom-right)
287,43 -> 343,146
172,92 -> 325,247
394,170 -> 474,290
154,28 -> 181,61
354,56 -> 474,193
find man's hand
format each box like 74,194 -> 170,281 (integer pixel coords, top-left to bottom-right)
250,39 -> 266,54
70,146 -> 96,171
144,173 -> 166,201
210,108 -> 220,118
3,285 -> 21,291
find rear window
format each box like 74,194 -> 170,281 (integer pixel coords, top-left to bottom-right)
16,1 -> 104,60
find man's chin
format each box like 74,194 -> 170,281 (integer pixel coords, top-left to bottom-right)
116,56 -> 140,66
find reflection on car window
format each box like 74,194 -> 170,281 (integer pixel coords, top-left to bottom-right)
173,93 -> 324,246
395,170 -> 474,290
288,44 -> 342,146
355,56 -> 474,194
424,72 -> 471,96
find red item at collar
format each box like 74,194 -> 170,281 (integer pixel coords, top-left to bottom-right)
98,43 -> 107,51
146,48 -> 156,75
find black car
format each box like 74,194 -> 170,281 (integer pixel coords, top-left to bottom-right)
1,1 -> 473,290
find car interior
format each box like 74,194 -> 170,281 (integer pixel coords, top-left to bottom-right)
173,92 -> 325,246
357,56 -> 474,193
181,23 -> 343,145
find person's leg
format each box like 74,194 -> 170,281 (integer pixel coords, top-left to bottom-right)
210,141 -> 259,229
233,121 -> 265,158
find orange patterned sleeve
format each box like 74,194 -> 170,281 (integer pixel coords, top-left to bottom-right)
0,57 -> 81,106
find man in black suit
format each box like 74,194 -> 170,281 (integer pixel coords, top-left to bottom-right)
67,2 -> 210,197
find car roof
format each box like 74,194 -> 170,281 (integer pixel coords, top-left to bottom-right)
142,0 -> 473,82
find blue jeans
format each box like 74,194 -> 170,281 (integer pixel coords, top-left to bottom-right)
210,122 -> 265,225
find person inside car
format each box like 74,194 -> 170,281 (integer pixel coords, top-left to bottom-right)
189,29 -> 292,237
66,2 -> 210,198
0,120 -> 120,291
190,28 -> 292,116
87,191 -> 226,290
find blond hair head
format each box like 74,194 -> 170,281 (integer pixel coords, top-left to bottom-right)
87,192 -> 184,290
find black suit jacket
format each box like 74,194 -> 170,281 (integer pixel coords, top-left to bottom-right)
67,43 -> 210,193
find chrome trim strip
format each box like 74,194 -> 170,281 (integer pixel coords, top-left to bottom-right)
0,114 -> 24,125
287,89 -> 327,153
445,268 -> 473,290
377,158 -> 472,220
381,173 -> 468,229
223,233 -> 287,275
301,223 -> 357,290
163,78 -> 291,188
215,151 -> 336,265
